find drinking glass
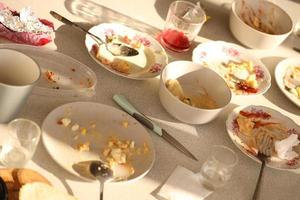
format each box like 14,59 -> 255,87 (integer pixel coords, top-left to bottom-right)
198,145 -> 238,190
160,1 -> 206,52
0,118 -> 41,167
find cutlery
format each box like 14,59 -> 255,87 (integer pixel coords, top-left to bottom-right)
113,94 -> 198,161
73,160 -> 113,200
252,135 -> 272,200
0,177 -> 8,200
293,47 -> 300,53
50,11 -> 139,57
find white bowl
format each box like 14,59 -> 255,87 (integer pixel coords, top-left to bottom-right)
159,61 -> 232,124
229,0 -> 293,49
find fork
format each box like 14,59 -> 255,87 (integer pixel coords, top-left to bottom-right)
252,135 -> 273,200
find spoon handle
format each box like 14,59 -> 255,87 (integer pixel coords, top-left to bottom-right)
100,182 -> 104,200
50,11 -> 104,44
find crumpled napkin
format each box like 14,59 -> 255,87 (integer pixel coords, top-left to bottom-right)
157,165 -> 213,200
275,134 -> 300,160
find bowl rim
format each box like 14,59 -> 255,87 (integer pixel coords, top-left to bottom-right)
160,60 -> 232,111
231,0 -> 294,36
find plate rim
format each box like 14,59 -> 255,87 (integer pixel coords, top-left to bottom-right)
41,101 -> 156,183
84,22 -> 168,80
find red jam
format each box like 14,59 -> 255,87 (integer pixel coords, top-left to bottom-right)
161,29 -> 190,52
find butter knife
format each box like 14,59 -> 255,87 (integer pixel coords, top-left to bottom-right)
113,94 -> 198,161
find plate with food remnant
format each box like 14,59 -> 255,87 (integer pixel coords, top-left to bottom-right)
85,23 -> 168,80
192,41 -> 271,96
275,57 -> 300,107
0,43 -> 97,98
226,105 -> 300,170
42,102 -> 155,182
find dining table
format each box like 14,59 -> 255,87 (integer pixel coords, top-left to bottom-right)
1,0 -> 300,199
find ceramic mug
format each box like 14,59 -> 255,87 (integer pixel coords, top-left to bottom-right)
0,49 -> 40,123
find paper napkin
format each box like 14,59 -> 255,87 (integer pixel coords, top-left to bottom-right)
157,165 -> 213,200
275,134 -> 300,160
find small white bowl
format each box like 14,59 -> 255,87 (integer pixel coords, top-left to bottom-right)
159,61 -> 232,124
229,0 -> 293,49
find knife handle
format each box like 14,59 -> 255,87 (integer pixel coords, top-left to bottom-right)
113,94 -> 162,136
113,94 -> 141,116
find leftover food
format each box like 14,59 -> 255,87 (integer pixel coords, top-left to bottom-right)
284,65 -> 300,99
234,109 -> 300,160
166,79 -> 218,109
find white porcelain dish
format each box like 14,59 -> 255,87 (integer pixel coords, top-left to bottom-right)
42,102 -> 155,182
226,105 -> 300,170
192,41 -> 271,96
275,57 -> 300,107
85,23 -> 168,80
159,61 -> 232,124
0,44 -> 97,98
230,0 -> 293,49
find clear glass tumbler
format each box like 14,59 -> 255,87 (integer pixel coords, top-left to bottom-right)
0,118 -> 41,167
160,1 -> 206,52
198,145 -> 238,190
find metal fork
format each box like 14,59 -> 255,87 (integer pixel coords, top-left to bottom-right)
252,135 -> 273,200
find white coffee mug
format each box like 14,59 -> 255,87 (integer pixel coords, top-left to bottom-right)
0,49 -> 40,123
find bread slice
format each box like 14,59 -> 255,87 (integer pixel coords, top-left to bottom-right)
19,182 -> 78,200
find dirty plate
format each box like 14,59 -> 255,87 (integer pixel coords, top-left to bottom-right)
42,102 -> 155,182
85,23 -> 168,80
226,105 -> 300,170
0,44 -> 97,98
192,41 -> 271,96
275,57 -> 300,107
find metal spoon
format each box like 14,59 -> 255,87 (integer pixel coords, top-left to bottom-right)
50,11 -> 139,57
72,160 -> 114,200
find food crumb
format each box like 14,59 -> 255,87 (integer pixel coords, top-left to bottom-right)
71,124 -> 79,131
76,142 -> 90,152
122,121 -> 129,128
58,118 -> 71,127
80,128 -> 87,135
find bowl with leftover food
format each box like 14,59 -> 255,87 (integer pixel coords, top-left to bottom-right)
226,105 -> 300,170
230,0 -> 293,49
275,57 -> 300,107
159,61 -> 231,124
85,23 -> 168,80
192,41 -> 271,96
42,102 -> 155,182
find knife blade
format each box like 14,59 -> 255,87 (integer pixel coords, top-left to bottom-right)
113,94 -> 198,161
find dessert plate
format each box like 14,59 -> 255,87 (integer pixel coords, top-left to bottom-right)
275,57 -> 300,107
0,44 -> 97,98
226,105 -> 300,170
192,41 -> 271,96
85,23 -> 168,80
42,102 -> 155,182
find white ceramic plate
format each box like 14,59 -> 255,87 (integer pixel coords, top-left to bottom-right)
42,102 -> 155,182
192,41 -> 271,96
0,44 -> 97,98
85,23 -> 168,80
226,105 -> 300,170
275,57 -> 300,107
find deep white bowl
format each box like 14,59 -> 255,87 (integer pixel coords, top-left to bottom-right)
159,61 -> 232,124
229,0 -> 293,49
